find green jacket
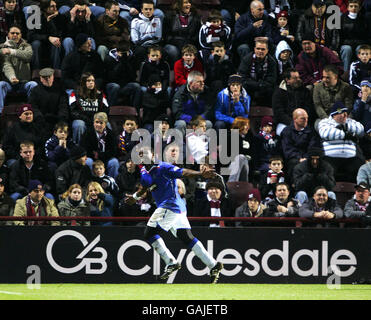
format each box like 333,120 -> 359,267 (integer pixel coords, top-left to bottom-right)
57,198 -> 90,226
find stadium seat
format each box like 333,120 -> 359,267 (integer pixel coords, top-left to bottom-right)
333,181 -> 355,209
248,106 -> 273,135
226,181 -> 254,211
109,105 -> 138,135
0,104 -> 22,133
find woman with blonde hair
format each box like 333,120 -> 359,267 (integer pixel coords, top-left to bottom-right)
57,184 -> 90,226
86,181 -> 114,226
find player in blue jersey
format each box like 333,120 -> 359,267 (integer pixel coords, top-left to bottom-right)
125,146 -> 223,283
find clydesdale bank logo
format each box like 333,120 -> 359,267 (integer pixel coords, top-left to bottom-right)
46,231 -> 357,281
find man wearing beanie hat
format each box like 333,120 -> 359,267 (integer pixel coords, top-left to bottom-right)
293,146 -> 337,204
318,101 -> 365,182
61,32 -> 104,91
0,26 -> 38,114
235,188 -> 267,226
55,146 -> 92,197
214,74 -> 251,130
296,29 -> 343,87
296,0 -> 339,54
313,64 -> 353,120
13,179 -> 60,226
193,179 -> 232,227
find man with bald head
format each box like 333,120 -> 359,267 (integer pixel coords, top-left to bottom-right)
234,0 -> 273,59
281,108 -> 321,183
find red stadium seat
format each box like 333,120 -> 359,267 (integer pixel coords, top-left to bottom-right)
226,181 -> 254,211
333,181 -> 356,209
109,105 -> 138,135
248,106 -> 273,135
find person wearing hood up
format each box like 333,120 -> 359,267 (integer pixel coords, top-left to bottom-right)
292,146 -> 336,205
274,39 -> 294,81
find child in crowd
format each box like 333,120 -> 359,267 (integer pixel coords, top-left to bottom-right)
118,116 -> 140,161
272,10 -> 295,45
174,44 -> 204,88
253,116 -> 281,174
151,114 -> 175,162
204,41 -> 236,93
141,74 -> 171,133
198,10 -> 232,61
92,160 -> 119,198
349,44 -> 371,96
275,40 -> 294,80
186,115 -> 209,165
259,155 -> 285,204
138,45 -> 170,94
45,122 -> 76,172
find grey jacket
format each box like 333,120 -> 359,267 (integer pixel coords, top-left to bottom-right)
299,197 -> 343,218
344,197 -> 371,218
357,162 -> 371,186
57,197 -> 90,226
235,202 -> 267,227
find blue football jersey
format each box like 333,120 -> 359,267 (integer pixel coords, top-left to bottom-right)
140,162 -> 186,213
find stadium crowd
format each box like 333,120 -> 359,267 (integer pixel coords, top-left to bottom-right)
0,0 -> 370,226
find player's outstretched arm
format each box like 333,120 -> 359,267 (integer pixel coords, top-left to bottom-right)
182,167 -> 216,179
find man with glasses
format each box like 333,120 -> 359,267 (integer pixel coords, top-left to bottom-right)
0,26 -> 37,114
238,38 -> 277,106
0,0 -> 26,43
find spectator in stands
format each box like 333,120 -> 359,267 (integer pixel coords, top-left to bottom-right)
172,71 -> 214,136
349,44 -> 371,96
55,145 -> 92,197
13,179 -> 60,226
352,80 -> 371,127
339,0 -> 370,72
203,41 -> 236,93
318,101 -> 365,182
45,121 -> 76,172
271,10 -> 296,50
57,183 -> 90,226
69,72 -> 109,144
91,160 -> 119,197
238,38 -> 277,107
86,181 -> 113,226
9,141 -> 54,201
104,43 -> 142,107
138,45 -> 170,94
185,115 -> 209,165
235,188 -> 267,226
198,9 -> 232,61
234,0 -> 273,59
298,186 -> 343,219
296,0 -> 340,56
28,67 -> 69,135
344,182 -> 370,218
173,44 -> 204,88
0,149 -> 10,192
27,0 -> 66,69
313,64 -> 354,121
192,180 -> 232,227
81,112 -> 120,178
2,104 -> 47,163
0,0 -> 26,44
117,115 -> 140,161
151,114 -> 175,161
162,0 -> 201,67
130,0 -> 162,69
0,26 -> 37,114
116,157 -> 140,200
359,122 -> 371,162
219,0 -> 249,28
295,33 -> 343,89
214,74 -> 251,131
141,74 -> 171,133
0,176 -> 14,225
253,116 -> 281,174
292,146 -> 336,205
119,0 -> 164,24
63,0 -> 97,56
226,117 -> 253,183
61,33 -> 105,91
259,155 -> 285,203
94,0 -> 130,62
272,68 -> 314,135
357,136 -> 371,185
264,182 -> 300,217
280,108 -> 321,181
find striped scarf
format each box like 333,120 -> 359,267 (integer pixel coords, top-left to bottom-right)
250,54 -> 268,81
